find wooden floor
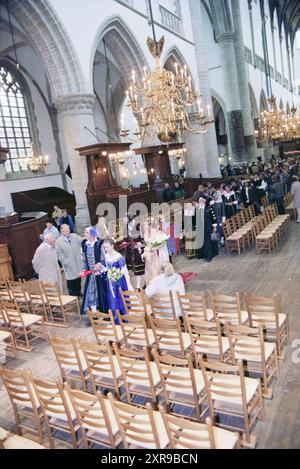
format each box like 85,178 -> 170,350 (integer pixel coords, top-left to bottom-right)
1,223 -> 300,449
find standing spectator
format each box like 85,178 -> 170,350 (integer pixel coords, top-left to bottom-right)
59,208 -> 75,233
173,181 -> 185,199
32,233 -> 62,291
270,176 -> 285,215
291,176 -> 300,223
162,182 -> 174,203
192,184 -> 205,204
55,224 -> 83,297
51,205 -> 62,227
222,185 -> 238,218
40,219 -> 60,241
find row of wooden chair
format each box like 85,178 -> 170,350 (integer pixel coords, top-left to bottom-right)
119,290 -> 289,358
252,204 -> 290,254
0,279 -> 80,327
223,205 -> 256,255
1,361 -> 257,448
284,192 -> 296,220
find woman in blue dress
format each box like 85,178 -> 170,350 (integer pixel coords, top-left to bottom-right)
102,238 -> 133,324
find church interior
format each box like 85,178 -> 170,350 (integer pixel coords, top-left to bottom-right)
1,0 -> 300,451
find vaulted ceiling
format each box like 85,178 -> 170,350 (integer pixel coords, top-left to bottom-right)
268,0 -> 300,47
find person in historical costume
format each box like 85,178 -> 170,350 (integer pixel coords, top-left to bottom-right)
184,202 -> 196,258
145,262 -> 185,317
102,238 -> 133,324
81,227 -> 108,316
143,218 -> 169,284
32,233 -> 62,291
158,212 -> 181,259
122,215 -> 145,291
95,215 -> 109,240
195,197 -> 218,262
222,185 -> 238,218
210,191 -> 226,246
55,224 -> 83,297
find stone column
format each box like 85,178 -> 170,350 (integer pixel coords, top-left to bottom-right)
55,93 -> 96,232
231,0 -> 257,162
217,33 -> 246,162
188,0 -> 221,177
184,114 -> 208,178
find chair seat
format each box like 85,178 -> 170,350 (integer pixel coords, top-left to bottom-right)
250,313 -> 286,329
166,368 -> 205,400
233,341 -> 276,362
212,374 -> 260,412
92,355 -> 122,381
0,330 -> 11,341
195,336 -> 230,356
158,332 -> 191,352
125,328 -> 155,347
3,434 -> 46,449
127,362 -> 161,390
11,313 -> 42,328
213,426 -> 239,449
61,349 -> 88,372
48,295 -> 77,306
213,309 -> 248,325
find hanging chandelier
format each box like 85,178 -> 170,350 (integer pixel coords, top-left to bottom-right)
26,143 -> 50,173
120,0 -> 213,143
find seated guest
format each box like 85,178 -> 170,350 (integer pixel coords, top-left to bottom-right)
32,233 -> 62,291
55,224 -> 83,297
173,181 -> 185,200
145,262 -> 185,317
162,182 -> 174,203
59,208 -> 75,233
40,219 -> 60,241
51,205 -> 62,227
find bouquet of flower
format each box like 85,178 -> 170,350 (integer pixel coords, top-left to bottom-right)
107,267 -> 124,282
148,231 -> 169,250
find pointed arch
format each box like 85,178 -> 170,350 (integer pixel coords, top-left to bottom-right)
8,0 -> 85,98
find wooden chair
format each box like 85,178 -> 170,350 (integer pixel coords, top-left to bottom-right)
120,289 -> 148,317
112,343 -> 161,407
88,309 -> 123,345
225,322 -> 279,399
208,291 -> 248,325
149,316 -> 191,357
244,293 -> 289,358
160,413 -> 239,449
6,279 -> 30,314
22,280 -> 48,321
199,359 -> 264,448
0,329 -> 17,360
49,335 -> 89,391
65,386 -> 121,448
117,311 -> 155,350
153,351 -> 205,421
41,281 -> 80,327
223,223 -> 244,256
2,300 -> 46,352
176,292 -> 214,323
78,339 -> 123,398
185,316 -> 230,364
0,279 -> 11,302
31,376 -> 79,449
0,368 -> 45,444
149,291 -> 177,320
108,394 -> 169,449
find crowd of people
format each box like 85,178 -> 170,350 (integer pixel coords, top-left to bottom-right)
31,155 -> 300,325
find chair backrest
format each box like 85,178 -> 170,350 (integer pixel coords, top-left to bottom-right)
199,359 -> 248,418
185,316 -> 225,362
108,394 -> 162,449
149,291 -> 177,320
225,322 -> 265,365
31,376 -> 74,425
78,339 -> 118,391
0,368 -> 39,413
209,291 -> 243,325
161,412 -> 216,449
120,289 -> 147,316
23,280 -> 45,303
7,280 -> 29,308
177,292 -> 208,322
65,386 -> 115,447
117,312 -> 150,348
1,300 -> 24,328
49,334 -> 83,375
112,343 -> 156,400
149,316 -> 186,356
88,309 -> 120,344
40,282 -> 62,306
153,352 -> 198,401
223,223 -> 232,238
235,213 -> 243,229
244,293 -> 281,330
0,279 -> 11,302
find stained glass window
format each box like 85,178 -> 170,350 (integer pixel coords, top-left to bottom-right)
0,66 -> 33,173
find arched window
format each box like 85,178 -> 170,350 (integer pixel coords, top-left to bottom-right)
0,65 -> 33,173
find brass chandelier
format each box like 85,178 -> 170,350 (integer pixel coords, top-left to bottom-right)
26,143 -> 50,173
120,0 -> 214,143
